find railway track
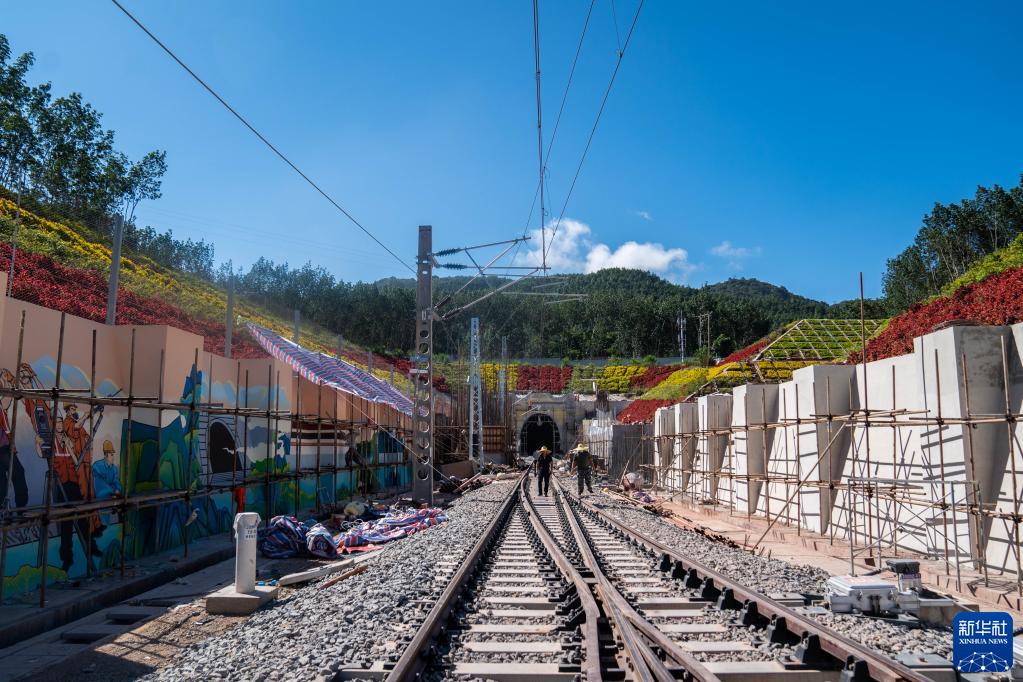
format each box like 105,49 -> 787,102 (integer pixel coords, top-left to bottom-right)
365,474 -> 948,682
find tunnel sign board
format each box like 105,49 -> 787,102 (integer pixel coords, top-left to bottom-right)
953,611 -> 1012,673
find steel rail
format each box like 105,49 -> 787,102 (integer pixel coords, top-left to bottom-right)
385,476 -> 521,681
521,476 -> 604,681
555,479 -> 721,682
572,486 -> 932,682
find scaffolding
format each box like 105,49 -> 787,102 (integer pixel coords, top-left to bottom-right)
597,325 -> 1023,601
0,308 -> 413,606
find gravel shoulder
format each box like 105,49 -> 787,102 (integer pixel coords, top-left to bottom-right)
140,479 -> 518,681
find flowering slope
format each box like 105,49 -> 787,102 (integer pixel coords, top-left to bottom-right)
855,266 -> 1023,362
717,337 -> 770,365
515,365 -> 572,392
0,243 -> 266,357
617,398 -> 675,424
640,367 -> 708,401
939,233 -> 1023,297
0,199 -> 440,390
630,363 -> 682,390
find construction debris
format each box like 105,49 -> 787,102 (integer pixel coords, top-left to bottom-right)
317,564 -> 369,591
259,506 -> 450,560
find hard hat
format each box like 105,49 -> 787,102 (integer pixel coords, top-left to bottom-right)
103,440 -> 115,455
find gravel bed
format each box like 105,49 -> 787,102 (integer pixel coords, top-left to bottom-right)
146,480 -> 518,682
572,485 -> 954,663
817,613 -> 952,659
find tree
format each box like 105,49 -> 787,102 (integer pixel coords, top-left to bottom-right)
882,176 -> 1023,311
0,35 -> 46,189
121,150 -> 167,223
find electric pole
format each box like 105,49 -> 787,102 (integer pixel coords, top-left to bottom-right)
468,317 -> 484,470
678,313 -> 686,360
106,213 -> 125,325
411,226 -> 435,503
225,275 -> 235,358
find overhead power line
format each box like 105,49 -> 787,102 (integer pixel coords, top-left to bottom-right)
531,0 -> 546,272
522,0 -> 597,236
109,0 -> 414,274
544,0 -> 645,264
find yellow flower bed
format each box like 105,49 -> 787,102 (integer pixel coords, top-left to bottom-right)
596,365 -> 644,393
480,363 -> 519,392
641,367 -> 708,400
755,360 -> 815,381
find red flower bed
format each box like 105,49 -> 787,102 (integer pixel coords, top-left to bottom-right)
852,266 -> 1023,363
616,398 -> 676,424
717,337 -> 769,366
348,350 -> 448,392
1,244 -> 267,358
515,365 -> 572,392
630,363 -> 683,389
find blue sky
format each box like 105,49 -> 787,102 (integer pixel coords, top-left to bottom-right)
4,1 -> 1021,301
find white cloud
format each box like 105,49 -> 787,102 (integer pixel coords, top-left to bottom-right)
710,240 -> 762,270
513,217 -> 694,281
635,210 -> 652,221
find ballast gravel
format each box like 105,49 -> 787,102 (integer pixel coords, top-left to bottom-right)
146,480 -> 518,682
571,484 -> 954,663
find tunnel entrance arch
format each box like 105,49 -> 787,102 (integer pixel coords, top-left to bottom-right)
520,412 -> 562,457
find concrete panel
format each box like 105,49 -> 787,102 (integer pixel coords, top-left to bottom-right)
840,352 -> 931,556
789,364 -> 854,535
985,322 -> 1023,578
732,384 -> 778,515
697,394 -> 732,503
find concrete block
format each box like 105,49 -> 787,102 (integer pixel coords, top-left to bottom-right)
205,584 -> 279,616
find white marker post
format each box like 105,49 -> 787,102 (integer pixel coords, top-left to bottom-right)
233,512 -> 261,593
207,512 -> 278,615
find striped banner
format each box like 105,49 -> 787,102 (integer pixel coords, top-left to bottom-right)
246,322 -> 413,416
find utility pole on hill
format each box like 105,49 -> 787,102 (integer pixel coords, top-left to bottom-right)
106,214 -> 125,325
293,309 -> 300,344
225,276 -> 235,358
678,313 -> 686,360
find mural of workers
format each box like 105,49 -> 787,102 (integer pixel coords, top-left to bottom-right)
15,364 -> 105,572
93,440 -> 121,500
50,419 -> 103,571
0,369 -> 28,510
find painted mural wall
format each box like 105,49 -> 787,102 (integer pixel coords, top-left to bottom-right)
1,288 -> 413,598
0,298 -> 301,598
